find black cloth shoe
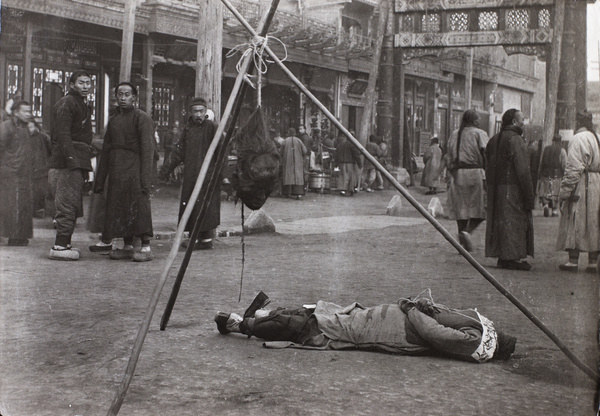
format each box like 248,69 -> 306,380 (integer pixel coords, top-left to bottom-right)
89,242 -> 112,252
194,240 -> 214,250
558,263 -> 578,272
8,238 -> 29,246
214,312 -> 231,334
498,259 -> 532,271
243,291 -> 271,319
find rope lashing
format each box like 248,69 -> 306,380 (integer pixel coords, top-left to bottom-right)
226,35 -> 288,92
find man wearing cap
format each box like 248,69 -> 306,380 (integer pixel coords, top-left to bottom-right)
159,97 -> 220,250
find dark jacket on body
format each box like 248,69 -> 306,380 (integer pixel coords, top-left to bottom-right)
48,89 -> 93,171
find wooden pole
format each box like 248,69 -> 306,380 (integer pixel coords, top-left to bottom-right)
23,18 -> 33,103
160,0 -> 281,331
224,0 -> 599,383
196,0 -> 223,118
465,47 -> 473,110
376,2 -> 395,146
537,0 -> 565,183
119,0 -> 137,82
105,3 -> 281,413
357,0 -> 389,146
141,37 -> 154,114
541,0 -> 564,146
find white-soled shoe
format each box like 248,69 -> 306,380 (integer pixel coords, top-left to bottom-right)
48,246 -> 80,261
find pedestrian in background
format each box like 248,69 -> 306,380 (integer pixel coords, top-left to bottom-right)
162,120 -> 180,168
47,70 -> 94,260
421,137 -> 444,195
280,127 -> 307,200
445,109 -> 489,252
159,97 -> 220,250
485,109 -> 534,271
538,134 -> 567,217
0,101 -> 39,246
335,133 -> 362,196
363,134 -> 382,193
29,120 -> 51,217
94,82 -> 155,262
556,111 -> 600,273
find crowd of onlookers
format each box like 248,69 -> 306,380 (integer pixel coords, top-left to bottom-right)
2,70 -> 598,273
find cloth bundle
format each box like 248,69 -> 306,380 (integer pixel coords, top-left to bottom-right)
231,108 -> 280,210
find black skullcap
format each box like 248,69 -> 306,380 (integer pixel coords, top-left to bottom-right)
190,97 -> 207,108
494,331 -> 517,360
576,110 -> 594,131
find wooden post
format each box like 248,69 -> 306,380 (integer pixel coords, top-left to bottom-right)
376,2 -> 394,147
357,0 -> 389,146
226,2 -> 599,383
141,37 -> 154,114
23,18 -> 33,103
393,46 -> 405,167
465,47 -> 473,110
119,0 -> 137,82
541,0 -> 565,147
196,0 -> 223,119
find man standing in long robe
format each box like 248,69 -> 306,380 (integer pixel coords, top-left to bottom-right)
94,82 -> 155,262
421,137 -> 443,195
0,101 -> 37,246
555,111 -> 600,273
485,109 -> 534,271
445,110 -> 489,251
159,97 -> 220,250
281,127 -> 307,199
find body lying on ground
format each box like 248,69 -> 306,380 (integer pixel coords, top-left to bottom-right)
214,291 -> 516,363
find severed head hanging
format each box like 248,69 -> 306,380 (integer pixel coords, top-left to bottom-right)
231,107 -> 280,210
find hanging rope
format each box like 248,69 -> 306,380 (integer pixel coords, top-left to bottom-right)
238,203 -> 246,302
226,35 -> 288,92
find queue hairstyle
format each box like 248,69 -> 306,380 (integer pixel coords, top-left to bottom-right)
69,70 -> 91,86
501,108 -> 520,128
11,100 -> 31,113
114,81 -> 138,97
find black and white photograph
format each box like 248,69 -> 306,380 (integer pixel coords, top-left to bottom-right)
0,0 -> 599,415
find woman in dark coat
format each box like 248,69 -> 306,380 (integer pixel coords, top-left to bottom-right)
485,109 -> 535,270
94,82 -> 155,262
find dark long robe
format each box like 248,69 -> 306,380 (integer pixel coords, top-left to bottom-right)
485,125 -> 535,260
0,118 -> 35,239
160,118 -> 220,233
95,107 -> 154,240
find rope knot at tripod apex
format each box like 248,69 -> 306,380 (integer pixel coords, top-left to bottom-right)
226,35 -> 288,88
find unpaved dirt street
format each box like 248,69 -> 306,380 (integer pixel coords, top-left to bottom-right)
0,186 -> 598,416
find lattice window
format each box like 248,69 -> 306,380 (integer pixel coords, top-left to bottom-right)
32,68 -> 44,117
45,69 -> 63,84
507,9 -> 529,29
450,13 -> 469,32
402,14 -> 414,32
538,8 -> 551,28
6,64 -> 21,101
421,13 -> 440,33
153,86 -> 171,127
478,11 -> 498,31
89,74 -> 97,121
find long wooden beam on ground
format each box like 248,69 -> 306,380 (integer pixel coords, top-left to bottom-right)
221,0 -> 600,383
105,2 -> 282,415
